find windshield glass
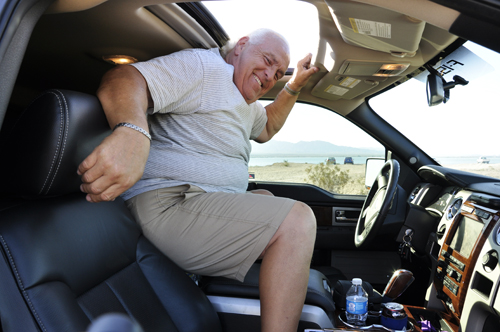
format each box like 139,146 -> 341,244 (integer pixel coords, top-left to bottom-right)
369,42 -> 500,180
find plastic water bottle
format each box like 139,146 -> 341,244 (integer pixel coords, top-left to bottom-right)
346,278 -> 368,326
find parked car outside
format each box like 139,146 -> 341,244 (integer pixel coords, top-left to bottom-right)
326,157 -> 336,165
477,156 -> 490,164
344,157 -> 353,164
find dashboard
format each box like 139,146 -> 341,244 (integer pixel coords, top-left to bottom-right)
406,165 -> 500,331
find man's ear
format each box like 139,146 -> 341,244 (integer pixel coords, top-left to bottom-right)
234,36 -> 250,56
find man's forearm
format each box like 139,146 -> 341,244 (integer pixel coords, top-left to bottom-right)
97,65 -> 151,131
78,64 -> 152,203
263,83 -> 300,139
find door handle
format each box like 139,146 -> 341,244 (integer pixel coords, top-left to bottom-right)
336,216 -> 358,222
335,210 -> 358,223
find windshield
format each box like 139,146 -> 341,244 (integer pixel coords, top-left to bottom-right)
369,42 -> 500,180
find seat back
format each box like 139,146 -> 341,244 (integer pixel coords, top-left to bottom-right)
0,90 -> 221,332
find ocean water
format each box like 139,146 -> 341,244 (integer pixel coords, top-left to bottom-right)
249,156 -> 377,166
248,156 -> 500,167
437,157 -> 500,165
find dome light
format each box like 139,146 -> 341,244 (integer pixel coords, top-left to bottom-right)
102,55 -> 138,65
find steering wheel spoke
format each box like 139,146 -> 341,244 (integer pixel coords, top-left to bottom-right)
355,160 -> 400,248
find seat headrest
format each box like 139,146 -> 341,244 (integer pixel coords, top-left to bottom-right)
0,89 -> 110,197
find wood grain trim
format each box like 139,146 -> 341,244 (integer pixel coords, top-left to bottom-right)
435,200 -> 498,322
311,206 -> 333,226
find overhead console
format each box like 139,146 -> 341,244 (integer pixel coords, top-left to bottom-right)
434,193 -> 499,323
313,0 -> 457,101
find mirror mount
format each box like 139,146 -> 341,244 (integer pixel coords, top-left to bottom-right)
425,64 -> 469,106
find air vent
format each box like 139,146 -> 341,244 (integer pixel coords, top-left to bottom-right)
409,186 -> 421,201
437,224 -> 447,240
446,198 -> 463,220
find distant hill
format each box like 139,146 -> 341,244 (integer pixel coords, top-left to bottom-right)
251,140 -> 383,157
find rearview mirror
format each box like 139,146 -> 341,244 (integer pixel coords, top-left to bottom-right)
426,73 -> 445,106
425,64 -> 469,107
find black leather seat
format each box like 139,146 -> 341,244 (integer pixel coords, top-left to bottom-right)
201,263 -> 337,318
0,90 -> 222,332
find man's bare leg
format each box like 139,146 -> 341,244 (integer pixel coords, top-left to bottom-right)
259,201 -> 317,332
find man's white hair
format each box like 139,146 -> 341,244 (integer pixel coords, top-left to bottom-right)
220,28 -> 290,58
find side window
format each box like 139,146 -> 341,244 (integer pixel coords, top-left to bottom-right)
250,101 -> 384,195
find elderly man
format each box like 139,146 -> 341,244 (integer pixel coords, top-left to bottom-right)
78,28 -> 319,332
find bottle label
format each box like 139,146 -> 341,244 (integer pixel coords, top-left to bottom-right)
346,298 -> 368,315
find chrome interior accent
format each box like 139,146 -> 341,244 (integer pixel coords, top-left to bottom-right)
207,296 -> 334,329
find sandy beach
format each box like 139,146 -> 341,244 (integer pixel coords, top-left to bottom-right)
249,162 -> 500,195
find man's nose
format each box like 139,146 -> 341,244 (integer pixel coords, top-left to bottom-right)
263,68 -> 274,83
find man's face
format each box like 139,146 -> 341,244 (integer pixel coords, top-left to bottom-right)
232,35 -> 290,104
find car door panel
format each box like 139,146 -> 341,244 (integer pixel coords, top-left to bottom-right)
248,181 -> 401,286
248,181 -> 363,251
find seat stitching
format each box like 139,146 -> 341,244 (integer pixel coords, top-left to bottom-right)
46,89 -> 69,193
39,90 -> 64,195
0,235 -> 48,332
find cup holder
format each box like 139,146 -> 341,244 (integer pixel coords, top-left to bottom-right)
338,311 -> 414,331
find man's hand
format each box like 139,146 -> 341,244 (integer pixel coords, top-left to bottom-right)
255,53 -> 319,143
78,128 -> 150,203
287,53 -> 318,92
78,64 -> 152,203
254,53 -> 318,143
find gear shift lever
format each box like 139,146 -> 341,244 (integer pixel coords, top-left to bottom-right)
382,269 -> 414,300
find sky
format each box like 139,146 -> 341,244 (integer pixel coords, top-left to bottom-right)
203,1 -> 500,157
203,0 -> 319,67
371,44 -> 500,157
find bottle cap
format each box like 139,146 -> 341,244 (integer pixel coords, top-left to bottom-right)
352,278 -> 362,285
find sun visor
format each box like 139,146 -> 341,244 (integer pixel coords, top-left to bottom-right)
325,0 -> 425,57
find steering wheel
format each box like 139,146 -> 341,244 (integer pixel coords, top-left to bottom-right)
355,159 -> 400,248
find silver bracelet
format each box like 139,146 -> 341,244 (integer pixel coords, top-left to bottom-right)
284,82 -> 300,96
113,122 -> 151,141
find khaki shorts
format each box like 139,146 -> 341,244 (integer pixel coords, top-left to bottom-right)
126,185 -> 296,281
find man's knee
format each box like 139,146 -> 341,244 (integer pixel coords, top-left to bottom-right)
285,201 -> 316,239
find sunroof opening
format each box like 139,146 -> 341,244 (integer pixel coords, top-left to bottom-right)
202,0 -> 319,69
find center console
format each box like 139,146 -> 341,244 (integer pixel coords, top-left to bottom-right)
433,193 -> 499,326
